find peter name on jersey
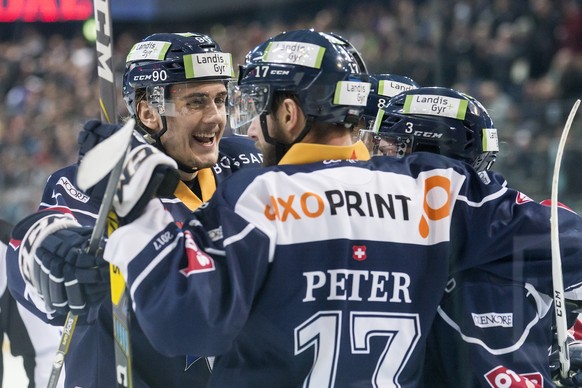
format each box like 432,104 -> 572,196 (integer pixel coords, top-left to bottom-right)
303,269 -> 412,303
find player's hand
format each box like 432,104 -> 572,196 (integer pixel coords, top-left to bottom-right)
113,144 -> 179,223
78,119 -> 126,163
34,226 -> 110,315
550,340 -> 582,386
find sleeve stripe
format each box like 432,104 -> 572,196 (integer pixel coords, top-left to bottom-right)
223,224 -> 255,247
457,186 -> 508,207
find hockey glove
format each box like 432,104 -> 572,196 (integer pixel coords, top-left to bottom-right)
77,119 -> 148,200
113,144 -> 179,224
34,226 -> 110,315
550,339 -> 582,386
18,213 -> 80,292
78,119 -> 124,162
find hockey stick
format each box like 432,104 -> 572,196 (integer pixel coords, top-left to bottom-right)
46,1 -> 124,387
45,120 -> 133,388
551,98 -> 580,380
92,2 -> 135,386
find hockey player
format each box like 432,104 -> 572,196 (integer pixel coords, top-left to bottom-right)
0,219 -> 64,387
18,29 -> 582,387
358,86 -> 575,387
5,32 -> 261,387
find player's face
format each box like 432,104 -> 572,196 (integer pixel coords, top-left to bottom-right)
247,116 -> 278,167
377,138 -> 399,157
162,81 -> 227,171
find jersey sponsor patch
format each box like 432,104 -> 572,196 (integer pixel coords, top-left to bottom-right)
483,128 -> 499,152
333,81 -> 370,106
183,52 -> 234,79
484,366 -> 542,388
126,41 -> 171,62
472,312 -> 513,328
263,41 -> 325,69
378,80 -> 416,97
403,94 -> 468,119
180,230 -> 215,276
244,167 -> 462,246
57,177 -> 90,203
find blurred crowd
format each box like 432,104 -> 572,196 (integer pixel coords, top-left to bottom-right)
1,0 -> 582,223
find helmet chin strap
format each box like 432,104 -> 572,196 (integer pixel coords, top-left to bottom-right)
260,112 -> 315,163
142,115 -> 198,174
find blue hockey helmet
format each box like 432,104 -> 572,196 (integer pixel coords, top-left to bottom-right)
359,86 -> 499,172
228,29 -> 370,135
362,73 -> 420,130
326,32 -> 368,74
122,32 -> 234,118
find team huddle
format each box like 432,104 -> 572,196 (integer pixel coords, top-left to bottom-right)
4,28 -> 582,387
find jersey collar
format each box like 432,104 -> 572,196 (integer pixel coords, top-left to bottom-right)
278,141 -> 370,165
173,168 -> 216,211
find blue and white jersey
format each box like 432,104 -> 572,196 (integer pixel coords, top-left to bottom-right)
423,271 -> 553,388
104,145 -> 582,388
422,171 -> 577,388
6,136 -> 262,388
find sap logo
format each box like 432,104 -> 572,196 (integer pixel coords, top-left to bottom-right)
213,153 -> 263,174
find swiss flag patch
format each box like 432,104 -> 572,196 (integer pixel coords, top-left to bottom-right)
180,230 -> 215,276
484,366 -> 542,387
352,245 -> 367,261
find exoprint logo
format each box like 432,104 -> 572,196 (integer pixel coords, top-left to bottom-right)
419,175 -> 451,238
261,174 -> 452,240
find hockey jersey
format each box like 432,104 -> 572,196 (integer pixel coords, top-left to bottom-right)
103,144 -> 582,388
6,135 -> 262,388
422,171 -> 556,387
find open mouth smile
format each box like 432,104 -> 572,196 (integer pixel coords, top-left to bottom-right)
192,132 -> 217,146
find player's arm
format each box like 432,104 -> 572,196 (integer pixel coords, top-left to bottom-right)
103,195 -> 270,357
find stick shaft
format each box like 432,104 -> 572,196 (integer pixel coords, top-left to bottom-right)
551,98 -> 580,379
47,1 -> 121,386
